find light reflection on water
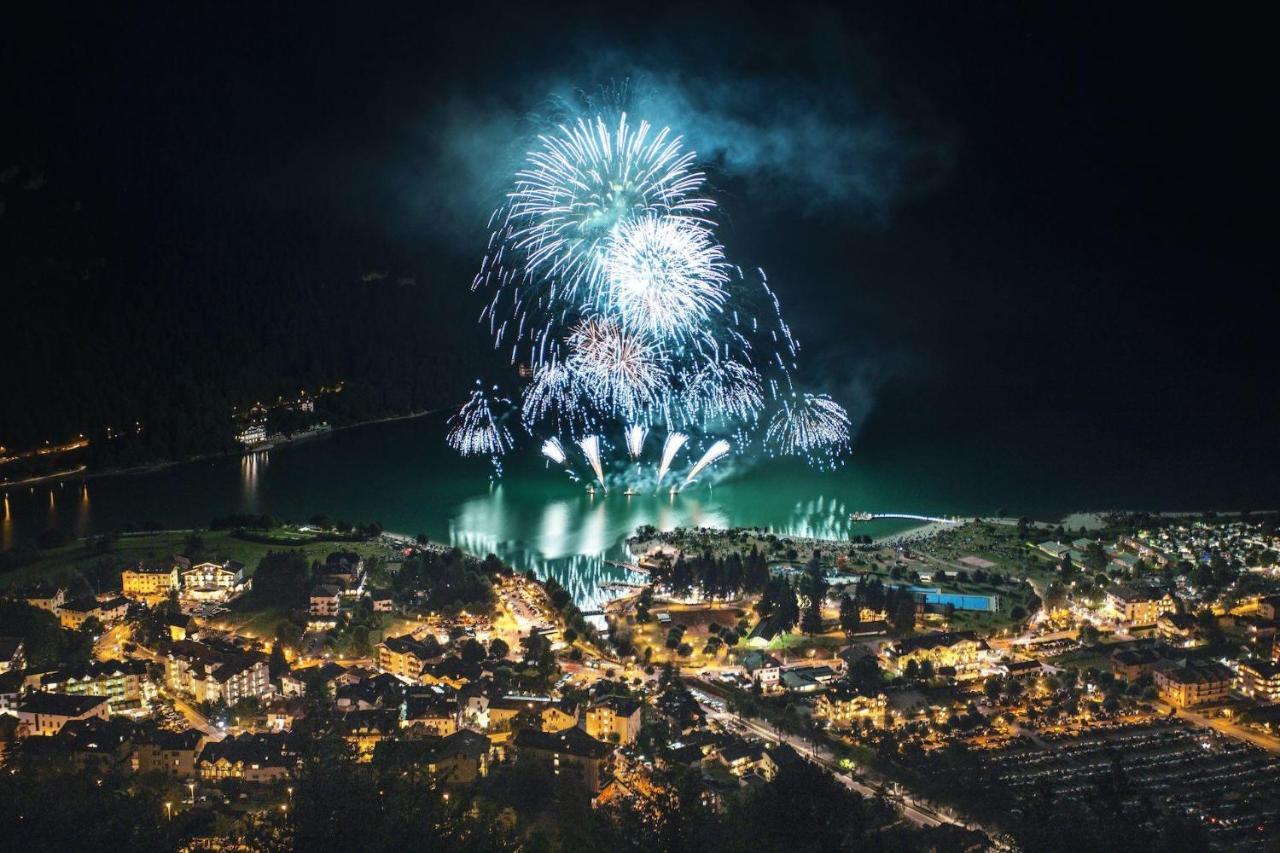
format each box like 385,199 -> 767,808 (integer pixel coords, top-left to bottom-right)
0,416 -> 938,606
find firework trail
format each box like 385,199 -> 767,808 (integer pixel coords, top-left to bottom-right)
577,435 -> 606,487
682,439 -> 731,488
446,386 -> 513,458
624,424 -> 648,459
541,437 -> 568,465
655,432 -> 688,489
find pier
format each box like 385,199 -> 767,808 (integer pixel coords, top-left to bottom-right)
849,512 -> 960,525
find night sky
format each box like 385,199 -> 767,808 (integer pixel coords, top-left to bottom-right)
4,3 -> 1277,499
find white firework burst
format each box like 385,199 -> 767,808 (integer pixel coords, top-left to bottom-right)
505,112 -> 714,301
765,393 -> 851,467
603,215 -> 727,340
447,387 -> 513,457
565,316 -> 669,419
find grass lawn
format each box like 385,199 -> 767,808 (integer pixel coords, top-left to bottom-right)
0,528 -> 395,591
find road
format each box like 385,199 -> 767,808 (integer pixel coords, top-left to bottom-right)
1168,704 -> 1280,755
169,694 -> 222,739
686,677 -> 988,833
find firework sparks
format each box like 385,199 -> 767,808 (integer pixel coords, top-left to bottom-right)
603,215 -> 727,340
682,439 -> 731,488
656,431 -> 687,488
577,434 -> 606,487
566,316 -> 669,419
447,386 -> 513,458
507,113 -> 713,302
765,392 -> 851,467
624,424 -> 648,459
541,436 -> 568,465
460,104 -> 855,476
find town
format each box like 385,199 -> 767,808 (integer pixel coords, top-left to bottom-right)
2,511 -> 1279,850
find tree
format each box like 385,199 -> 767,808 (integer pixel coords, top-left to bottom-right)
799,556 -> 828,636
839,594 -> 861,637
460,637 -> 486,664
635,586 -> 653,623
269,641 -> 289,678
489,637 -> 509,660
253,550 -> 310,606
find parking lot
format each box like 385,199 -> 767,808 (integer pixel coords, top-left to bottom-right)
979,719 -> 1280,847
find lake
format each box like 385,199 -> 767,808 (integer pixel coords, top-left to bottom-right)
1,411 -> 1263,606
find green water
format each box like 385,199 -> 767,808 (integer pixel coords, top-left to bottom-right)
0,411 -> 1232,606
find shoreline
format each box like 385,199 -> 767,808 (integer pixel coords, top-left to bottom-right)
75,407 -> 448,484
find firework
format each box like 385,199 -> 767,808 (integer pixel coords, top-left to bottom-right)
682,439 -> 731,488
765,393 -> 851,466
678,358 -> 764,426
541,437 -> 568,465
655,432 -> 687,488
522,361 -> 580,428
447,387 -> 513,457
577,435 -> 606,487
624,424 -> 648,459
566,316 -> 669,418
507,113 -> 713,302
460,104 -> 855,476
603,215 -> 727,340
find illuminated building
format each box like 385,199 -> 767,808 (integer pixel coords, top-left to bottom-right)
814,686 -> 888,729
121,561 -> 181,601
0,637 -> 24,675
1236,659 -> 1280,703
513,726 -> 614,794
181,561 -> 248,602
164,640 -> 270,705
582,696 -> 642,745
58,595 -> 129,631
17,692 -> 109,736
880,630 -> 989,677
133,728 -> 206,777
38,659 -> 156,714
376,634 -> 439,680
197,733 -> 294,782
1104,584 -> 1177,625
1153,660 -> 1232,708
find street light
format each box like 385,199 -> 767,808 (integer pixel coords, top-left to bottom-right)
187,781 -> 195,804
165,802 -> 173,822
